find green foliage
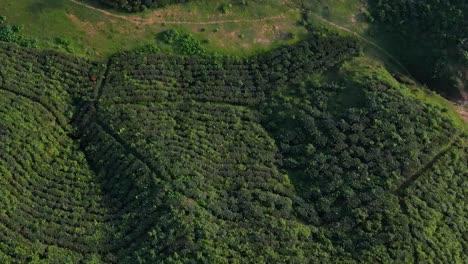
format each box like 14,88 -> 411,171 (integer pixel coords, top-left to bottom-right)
177,34 -> 204,55
368,0 -> 468,98
100,0 -> 191,12
261,58 -> 465,261
54,36 -> 77,54
0,42 -> 105,262
159,29 -> 205,55
55,36 -> 71,46
0,17 -> 37,48
0,34 -> 360,262
159,29 -> 180,44
220,3 -> 233,14
0,29 -> 466,263
132,44 -> 161,54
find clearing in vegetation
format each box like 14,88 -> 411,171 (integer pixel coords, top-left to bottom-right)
0,0 -> 306,58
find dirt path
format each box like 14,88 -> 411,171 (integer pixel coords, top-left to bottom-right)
456,105 -> 468,122
310,13 -> 468,123
395,136 -> 459,195
308,13 -> 413,78
69,0 -> 285,25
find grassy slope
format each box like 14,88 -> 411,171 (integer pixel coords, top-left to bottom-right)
0,0 -> 306,58
1,0 -> 464,157
301,0 -> 467,130
342,57 -> 467,132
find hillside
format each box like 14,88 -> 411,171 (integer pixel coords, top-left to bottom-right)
0,0 -> 467,263
368,0 -> 467,99
299,0 -> 467,100
1,28 -> 467,262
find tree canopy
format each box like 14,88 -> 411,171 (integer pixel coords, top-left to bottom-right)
0,29 -> 466,263
368,0 -> 468,98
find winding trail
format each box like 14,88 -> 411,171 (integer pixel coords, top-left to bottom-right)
307,12 -> 467,192
70,0 -> 420,85
69,0 -> 410,79
395,135 -> 460,195
69,0 -> 285,25
308,13 -> 413,77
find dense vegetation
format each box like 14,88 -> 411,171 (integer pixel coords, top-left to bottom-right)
368,0 -> 468,98
0,27 -> 466,264
158,29 -> 205,55
100,0 -> 190,12
261,59 -> 466,262
0,42 -> 106,262
0,18 -> 36,48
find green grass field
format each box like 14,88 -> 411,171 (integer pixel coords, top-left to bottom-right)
303,0 -> 368,33
0,0 -> 306,59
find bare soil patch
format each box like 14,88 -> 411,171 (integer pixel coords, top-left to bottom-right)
67,13 -> 99,37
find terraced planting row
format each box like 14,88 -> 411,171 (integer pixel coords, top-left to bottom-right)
0,43 -> 95,128
65,33 -> 358,262
0,33 -> 357,261
396,143 -> 467,263
104,33 -> 359,106
0,91 -> 109,262
0,30 -> 465,263
259,61 -> 465,260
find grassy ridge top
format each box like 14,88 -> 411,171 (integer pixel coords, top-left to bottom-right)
0,0 -> 305,58
2,0 -> 466,99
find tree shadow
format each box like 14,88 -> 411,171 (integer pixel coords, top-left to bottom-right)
27,0 -> 64,14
